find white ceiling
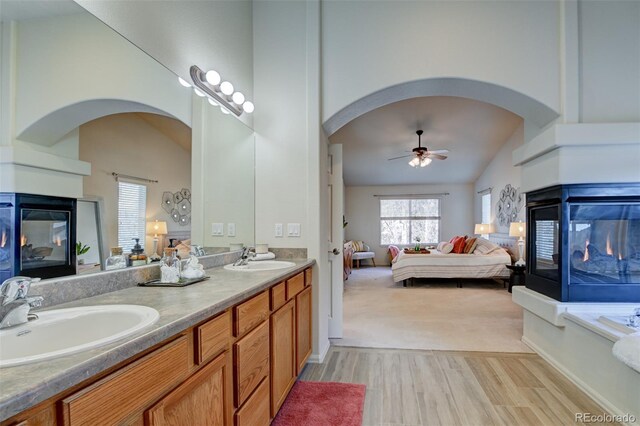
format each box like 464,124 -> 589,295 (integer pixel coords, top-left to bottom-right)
330,96 -> 523,186
0,0 -> 82,22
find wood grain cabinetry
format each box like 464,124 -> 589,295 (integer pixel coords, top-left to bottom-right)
233,320 -> 270,408
2,267 -> 313,426
269,299 -> 297,417
145,351 -> 233,426
234,378 -> 270,426
61,336 -> 190,426
295,286 -> 312,375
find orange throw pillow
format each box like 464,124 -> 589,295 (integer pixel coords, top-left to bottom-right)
463,237 -> 478,254
451,236 -> 466,254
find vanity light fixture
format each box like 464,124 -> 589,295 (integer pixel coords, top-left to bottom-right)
178,77 -> 191,88
188,65 -> 254,116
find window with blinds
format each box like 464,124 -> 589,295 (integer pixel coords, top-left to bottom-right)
380,198 -> 441,245
118,182 -> 147,253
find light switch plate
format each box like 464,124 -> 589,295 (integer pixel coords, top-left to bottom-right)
227,223 -> 236,237
287,223 -> 301,237
275,223 -> 283,237
211,223 -> 224,236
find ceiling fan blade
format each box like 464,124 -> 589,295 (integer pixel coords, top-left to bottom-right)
428,149 -> 449,155
426,153 -> 448,160
387,154 -> 414,161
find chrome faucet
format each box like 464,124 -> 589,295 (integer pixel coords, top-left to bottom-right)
233,247 -> 256,266
0,276 -> 43,329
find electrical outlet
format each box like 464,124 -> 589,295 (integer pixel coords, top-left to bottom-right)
275,223 -> 283,237
211,223 -> 224,236
287,223 -> 301,237
227,223 -> 236,237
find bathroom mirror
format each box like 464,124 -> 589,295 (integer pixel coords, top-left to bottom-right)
0,0 -> 255,279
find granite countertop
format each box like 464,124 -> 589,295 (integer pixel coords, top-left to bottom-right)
0,259 -> 315,421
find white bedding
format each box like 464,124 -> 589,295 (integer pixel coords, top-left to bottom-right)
391,249 -> 511,282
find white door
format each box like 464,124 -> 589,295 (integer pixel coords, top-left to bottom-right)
328,144 -> 344,338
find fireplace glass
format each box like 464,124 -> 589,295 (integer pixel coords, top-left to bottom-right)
569,203 -> 640,285
530,205 -> 560,282
21,209 -> 70,272
0,204 -> 11,278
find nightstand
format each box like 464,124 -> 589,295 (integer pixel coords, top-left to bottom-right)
506,264 -> 526,293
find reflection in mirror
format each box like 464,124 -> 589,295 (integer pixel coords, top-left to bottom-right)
0,0 -> 255,280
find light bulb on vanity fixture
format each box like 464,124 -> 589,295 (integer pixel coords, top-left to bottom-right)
187,65 -> 254,117
178,77 -> 191,87
193,88 -> 206,97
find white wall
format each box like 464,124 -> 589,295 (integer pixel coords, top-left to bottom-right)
253,1 -> 309,249
345,184 -> 474,265
321,0 -> 560,122
79,113 -> 191,254
579,0 -> 640,122
474,123 -> 525,231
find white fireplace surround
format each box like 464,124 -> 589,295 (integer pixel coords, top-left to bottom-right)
514,122 -> 640,193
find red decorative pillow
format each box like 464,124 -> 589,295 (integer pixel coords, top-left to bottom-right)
451,236 -> 466,254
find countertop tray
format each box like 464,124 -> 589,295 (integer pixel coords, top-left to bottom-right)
138,276 -> 209,287
403,248 -> 431,254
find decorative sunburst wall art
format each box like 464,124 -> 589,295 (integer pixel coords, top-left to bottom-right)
162,188 -> 191,226
496,184 -> 524,232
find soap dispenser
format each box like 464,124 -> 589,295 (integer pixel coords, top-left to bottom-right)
128,238 -> 148,267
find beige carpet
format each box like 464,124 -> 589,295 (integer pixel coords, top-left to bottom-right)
333,267 -> 532,353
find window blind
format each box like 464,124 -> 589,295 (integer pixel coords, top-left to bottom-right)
118,182 -> 147,253
481,193 -> 491,224
535,220 -> 556,261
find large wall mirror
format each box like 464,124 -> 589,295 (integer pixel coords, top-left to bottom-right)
0,0 -> 255,280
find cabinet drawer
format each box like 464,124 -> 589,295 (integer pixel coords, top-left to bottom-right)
304,268 -> 312,286
285,272 -> 305,300
234,291 -> 269,337
61,336 -> 190,426
195,311 -> 231,365
234,320 -> 270,408
234,377 -> 270,426
270,282 -> 286,312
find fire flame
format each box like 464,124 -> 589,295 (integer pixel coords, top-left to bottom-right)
583,239 -> 590,262
21,234 -> 27,246
55,236 -> 62,247
0,231 -> 6,248
606,232 -> 614,256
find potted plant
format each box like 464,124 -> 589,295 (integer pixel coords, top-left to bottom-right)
76,241 -> 90,265
414,237 -> 421,251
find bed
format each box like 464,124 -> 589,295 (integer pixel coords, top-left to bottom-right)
391,248 -> 511,285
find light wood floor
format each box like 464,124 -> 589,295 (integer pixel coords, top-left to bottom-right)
300,346 -> 617,426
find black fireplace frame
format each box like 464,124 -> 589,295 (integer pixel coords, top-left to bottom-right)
525,183 -> 640,303
0,193 -> 77,281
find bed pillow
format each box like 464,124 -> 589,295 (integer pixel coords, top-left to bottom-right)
437,242 -> 454,254
463,237 -> 478,254
451,236 -> 466,254
473,237 -> 501,255
388,245 -> 400,262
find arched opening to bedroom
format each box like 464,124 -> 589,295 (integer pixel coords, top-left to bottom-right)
322,77 -> 559,352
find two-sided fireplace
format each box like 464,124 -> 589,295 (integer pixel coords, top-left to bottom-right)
525,183 -> 640,302
0,193 -> 77,281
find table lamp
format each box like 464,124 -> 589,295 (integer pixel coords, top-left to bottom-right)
146,220 -> 167,261
509,221 -> 526,266
474,223 -> 495,239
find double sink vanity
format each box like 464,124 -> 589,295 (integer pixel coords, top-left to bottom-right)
0,256 -> 314,425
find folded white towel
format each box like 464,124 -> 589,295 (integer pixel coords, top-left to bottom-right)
252,252 -> 276,261
612,331 -> 640,373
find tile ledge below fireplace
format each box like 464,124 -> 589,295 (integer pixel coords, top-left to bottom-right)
513,286 -> 639,328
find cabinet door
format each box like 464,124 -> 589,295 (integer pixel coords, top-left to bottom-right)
233,320 -> 270,408
234,378 -> 270,426
270,299 -> 296,417
145,351 -> 233,426
296,286 -> 312,374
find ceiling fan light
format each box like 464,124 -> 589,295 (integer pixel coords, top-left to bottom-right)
420,157 -> 432,167
408,157 -> 420,167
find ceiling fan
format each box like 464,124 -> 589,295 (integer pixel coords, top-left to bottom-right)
387,130 -> 449,167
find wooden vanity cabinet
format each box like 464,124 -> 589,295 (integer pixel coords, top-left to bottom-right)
1,267 -> 313,426
269,299 -> 297,417
145,351 -> 233,426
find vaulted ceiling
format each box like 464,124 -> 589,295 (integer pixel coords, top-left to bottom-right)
329,96 -> 523,186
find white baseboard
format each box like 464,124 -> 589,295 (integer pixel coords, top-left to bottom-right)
522,336 -> 639,426
308,340 -> 331,364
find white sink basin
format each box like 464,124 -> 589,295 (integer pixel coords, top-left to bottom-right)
0,305 -> 159,367
224,260 -> 296,272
